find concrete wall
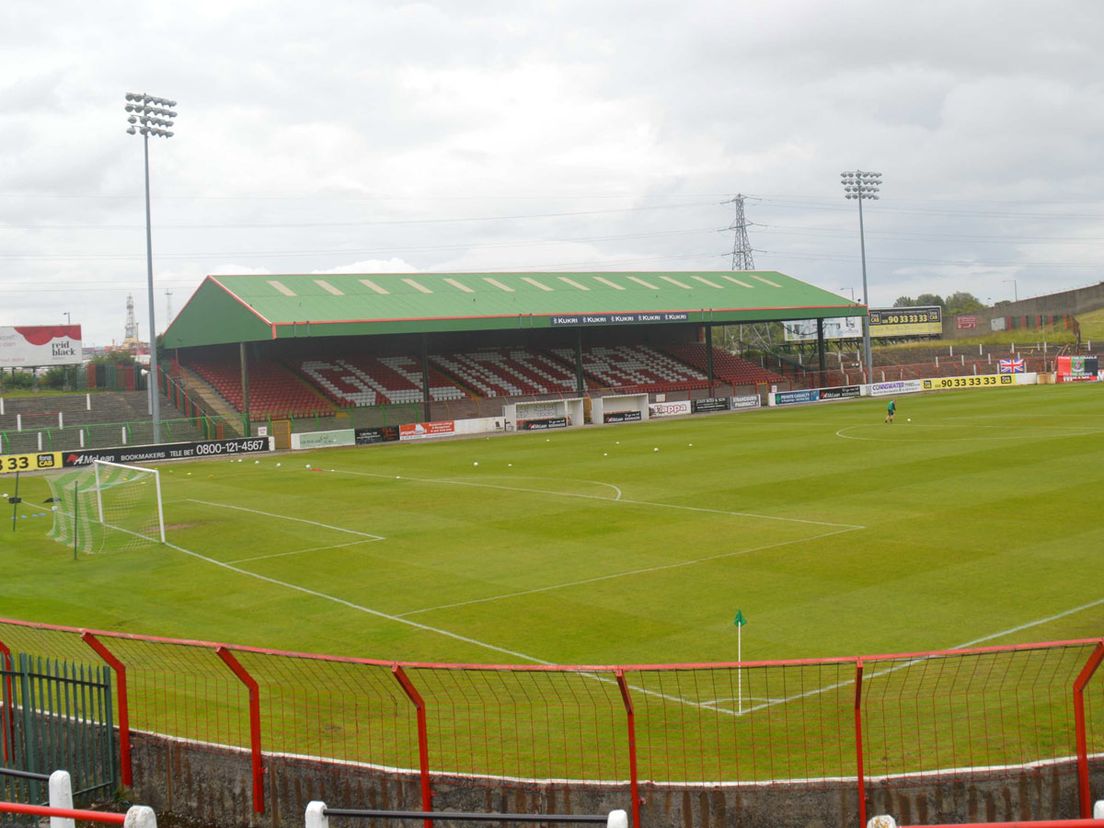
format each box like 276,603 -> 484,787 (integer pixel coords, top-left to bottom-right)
946,281 -> 1104,338
128,731 -> 1104,828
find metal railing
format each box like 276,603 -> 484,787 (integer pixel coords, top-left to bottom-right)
1,619 -> 1102,827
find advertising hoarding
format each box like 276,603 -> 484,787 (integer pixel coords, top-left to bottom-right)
0,326 -> 83,367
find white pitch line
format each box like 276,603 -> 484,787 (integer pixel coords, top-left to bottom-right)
731,595 -> 1104,719
163,538 -> 556,665
398,527 -> 860,618
187,498 -> 385,540
226,538 -> 382,565
334,469 -> 864,530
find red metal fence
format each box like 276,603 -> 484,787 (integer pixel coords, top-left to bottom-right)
1,618 -> 1101,828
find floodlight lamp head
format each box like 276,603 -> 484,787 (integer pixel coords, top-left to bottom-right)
126,126 -> 136,135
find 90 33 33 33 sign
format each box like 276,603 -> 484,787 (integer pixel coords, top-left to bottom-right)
921,374 -> 1014,391
0,452 -> 62,474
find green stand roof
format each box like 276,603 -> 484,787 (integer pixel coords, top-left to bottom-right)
164,271 -> 863,348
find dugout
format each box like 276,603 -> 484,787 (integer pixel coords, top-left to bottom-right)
162,271 -> 862,434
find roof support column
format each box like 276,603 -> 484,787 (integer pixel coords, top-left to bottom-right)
705,324 -> 716,394
239,342 -> 251,437
574,329 -> 585,397
420,334 -> 432,423
817,318 -> 827,382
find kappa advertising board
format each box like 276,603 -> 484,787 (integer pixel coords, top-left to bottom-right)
62,437 -> 272,467
0,451 -> 62,475
648,400 -> 692,418
0,325 -> 83,368
399,420 -> 456,441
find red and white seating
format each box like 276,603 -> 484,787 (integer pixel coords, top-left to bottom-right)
663,344 -> 784,386
430,349 -> 577,398
189,358 -> 332,418
297,356 -> 465,407
550,345 -> 707,392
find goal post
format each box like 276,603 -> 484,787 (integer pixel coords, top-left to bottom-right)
48,460 -> 166,554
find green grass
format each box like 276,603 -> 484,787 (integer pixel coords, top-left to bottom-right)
3,383 -> 1102,663
2,384 -> 1102,780
1077,306 -> 1104,341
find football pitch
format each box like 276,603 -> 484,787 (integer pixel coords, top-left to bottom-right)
3,383 -> 1103,667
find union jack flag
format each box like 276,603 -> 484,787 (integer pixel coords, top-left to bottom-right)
998,358 -> 1025,374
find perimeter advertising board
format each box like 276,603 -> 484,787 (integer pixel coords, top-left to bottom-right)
0,326 -> 83,367
518,417 -> 569,430
399,421 -> 456,441
692,397 -> 731,413
603,410 -> 642,424
920,374 -> 1014,391
869,380 -> 923,397
648,400 -> 692,418
868,306 -> 942,338
1,451 -> 62,474
61,437 -> 272,466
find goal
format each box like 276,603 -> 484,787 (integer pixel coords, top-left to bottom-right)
48,460 -> 166,555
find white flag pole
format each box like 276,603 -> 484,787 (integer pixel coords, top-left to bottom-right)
738,621 -> 743,715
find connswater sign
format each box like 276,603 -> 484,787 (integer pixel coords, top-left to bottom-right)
869,380 -> 924,397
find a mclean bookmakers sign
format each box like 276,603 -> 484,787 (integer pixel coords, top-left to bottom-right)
0,325 -> 83,367
549,312 -> 689,327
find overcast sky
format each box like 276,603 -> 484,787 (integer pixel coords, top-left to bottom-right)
2,0 -> 1102,346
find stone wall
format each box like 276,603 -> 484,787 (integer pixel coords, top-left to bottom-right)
127,731 -> 1103,828
945,281 -> 1104,338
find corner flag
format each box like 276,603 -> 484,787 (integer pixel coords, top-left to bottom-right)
733,609 -> 747,627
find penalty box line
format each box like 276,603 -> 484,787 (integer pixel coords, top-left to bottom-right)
332,469 -> 866,531
185,498 -> 386,540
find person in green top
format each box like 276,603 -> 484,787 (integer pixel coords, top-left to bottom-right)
885,399 -> 896,424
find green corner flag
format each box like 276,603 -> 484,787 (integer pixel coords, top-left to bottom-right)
733,609 -> 747,627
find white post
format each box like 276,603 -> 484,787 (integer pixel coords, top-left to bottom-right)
988,353 -> 992,365
16,413 -> 21,432
961,355 -> 965,366
1011,342 -> 1015,353
973,364 -> 977,375
80,428 -> 85,448
0,397 -> 4,415
978,343 -> 983,356
121,426 -> 127,445
48,770 -> 75,828
935,356 -> 939,368
59,411 -> 64,429
305,801 -> 329,828
94,461 -> 105,524
153,468 -> 166,543
737,622 -> 743,715
37,432 -> 43,451
86,393 -> 91,411
607,810 -> 629,828
949,345 -> 953,356
880,370 -> 885,382
122,806 -> 157,828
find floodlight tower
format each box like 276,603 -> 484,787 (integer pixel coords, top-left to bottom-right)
125,92 -> 177,443
840,170 -> 881,384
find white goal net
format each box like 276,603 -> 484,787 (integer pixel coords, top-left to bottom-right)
48,460 -> 166,555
